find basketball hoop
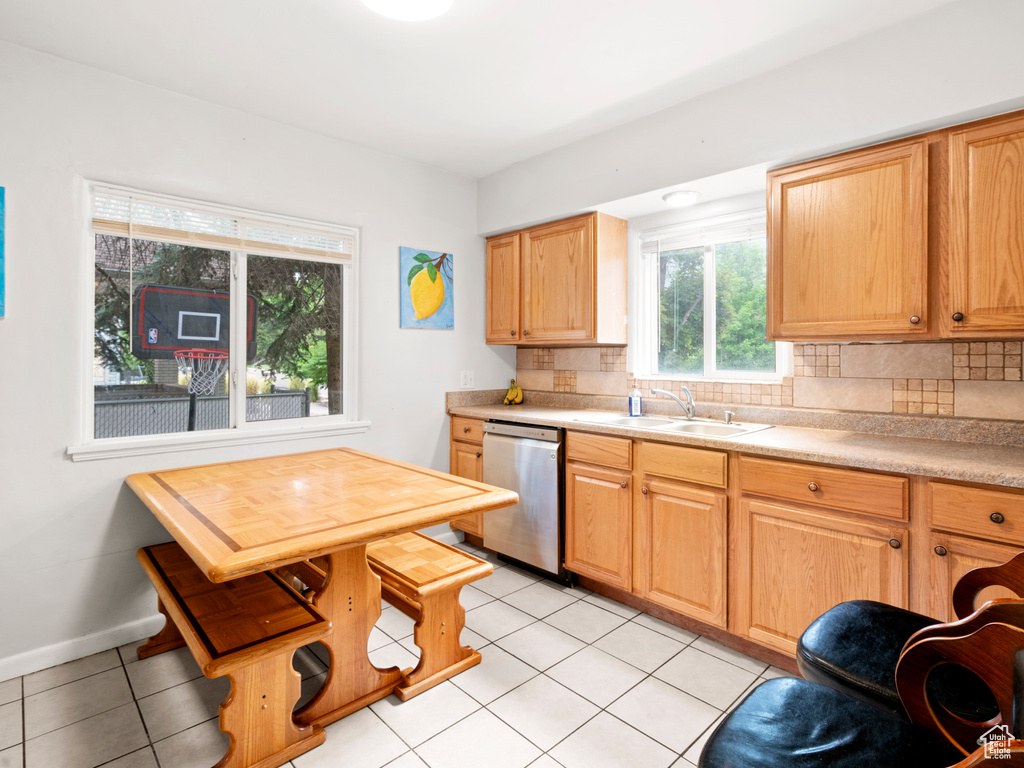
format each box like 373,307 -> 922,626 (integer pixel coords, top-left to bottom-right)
174,349 -> 229,396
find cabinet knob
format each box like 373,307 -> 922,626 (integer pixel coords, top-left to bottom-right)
523,330 -> 530,337
510,331 -> 516,337
807,482 -> 819,492
909,315 -> 921,325
475,452 -> 482,458
888,538 -> 901,549
991,512 -> 1006,524
620,481 -> 628,489
463,427 -> 471,433
934,545 -> 948,557
952,312 -> 964,322
641,487 -> 648,495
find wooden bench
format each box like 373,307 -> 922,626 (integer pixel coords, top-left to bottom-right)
137,542 -> 331,768
366,533 -> 494,700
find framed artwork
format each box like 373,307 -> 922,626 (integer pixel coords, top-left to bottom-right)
400,246 -> 453,329
0,186 -> 5,318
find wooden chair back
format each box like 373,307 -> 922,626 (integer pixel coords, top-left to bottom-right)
953,551 -> 1024,619
896,621 -> 1024,756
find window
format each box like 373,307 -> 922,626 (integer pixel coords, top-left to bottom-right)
82,185 -> 358,452
637,211 -> 789,379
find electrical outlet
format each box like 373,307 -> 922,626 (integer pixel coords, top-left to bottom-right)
460,370 -> 475,389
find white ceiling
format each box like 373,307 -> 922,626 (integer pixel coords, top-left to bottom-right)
0,0 -> 956,179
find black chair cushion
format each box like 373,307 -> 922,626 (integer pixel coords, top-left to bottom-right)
797,599 -> 999,722
698,677 -> 964,768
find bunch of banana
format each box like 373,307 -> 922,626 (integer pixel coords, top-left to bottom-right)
503,378 -> 523,405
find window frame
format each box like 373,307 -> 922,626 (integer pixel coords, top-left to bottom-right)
634,209 -> 791,382
70,182 -> 366,461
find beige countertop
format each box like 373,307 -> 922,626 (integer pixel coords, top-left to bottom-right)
448,402 -> 1024,489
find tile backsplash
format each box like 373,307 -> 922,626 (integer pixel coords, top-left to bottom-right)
515,340 -> 1024,422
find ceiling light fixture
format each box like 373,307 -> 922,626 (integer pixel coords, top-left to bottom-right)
360,0 -> 453,21
662,190 -> 701,207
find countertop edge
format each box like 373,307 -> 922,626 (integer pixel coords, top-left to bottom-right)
449,404 -> 1024,490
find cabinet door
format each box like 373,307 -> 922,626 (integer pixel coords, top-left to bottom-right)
927,532 -> 1022,623
736,499 -> 907,655
948,114 -> 1024,334
636,477 -> 727,627
521,215 -> 595,343
768,139 -> 928,339
448,439 -> 483,537
565,461 -> 631,590
485,232 -> 521,344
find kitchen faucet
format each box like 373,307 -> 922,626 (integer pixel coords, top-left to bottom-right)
652,387 -> 695,420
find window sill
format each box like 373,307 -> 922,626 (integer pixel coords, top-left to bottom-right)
67,419 -> 371,462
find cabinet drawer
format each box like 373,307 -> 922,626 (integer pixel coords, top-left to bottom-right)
640,442 -> 727,489
930,482 -> 1024,546
739,456 -> 907,520
567,432 -> 631,470
450,417 -> 484,445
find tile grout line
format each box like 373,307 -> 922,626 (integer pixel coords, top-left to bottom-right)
20,675 -> 25,768
118,648 -> 164,768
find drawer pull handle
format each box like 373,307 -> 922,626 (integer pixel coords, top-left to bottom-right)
952,312 -> 964,322
990,512 -> 1006,524
807,482 -> 819,492
641,487 -> 648,495
934,545 -> 948,557
620,481 -> 628,489
888,538 -> 901,549
909,315 -> 921,325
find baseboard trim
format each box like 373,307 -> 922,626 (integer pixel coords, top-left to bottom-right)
0,615 -> 165,683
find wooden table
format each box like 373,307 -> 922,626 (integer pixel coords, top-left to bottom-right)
126,447 -> 517,727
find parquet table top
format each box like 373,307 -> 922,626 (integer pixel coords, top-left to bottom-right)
127,448 -> 518,582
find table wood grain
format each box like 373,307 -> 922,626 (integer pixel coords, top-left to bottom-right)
126,447 -> 518,582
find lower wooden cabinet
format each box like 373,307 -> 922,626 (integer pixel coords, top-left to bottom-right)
735,499 -> 908,656
635,477 -> 727,627
448,420 -> 484,538
565,460 -> 632,591
928,532 -> 1024,622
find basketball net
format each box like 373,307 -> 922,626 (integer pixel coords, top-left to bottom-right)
174,349 -> 230,397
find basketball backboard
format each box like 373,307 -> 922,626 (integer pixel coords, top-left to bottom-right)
131,283 -> 257,361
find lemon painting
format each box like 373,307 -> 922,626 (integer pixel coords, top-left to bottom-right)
400,247 -> 454,329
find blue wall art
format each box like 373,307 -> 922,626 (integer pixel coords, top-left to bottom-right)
400,246 -> 453,330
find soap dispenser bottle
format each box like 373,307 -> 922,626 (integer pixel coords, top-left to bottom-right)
628,384 -> 643,416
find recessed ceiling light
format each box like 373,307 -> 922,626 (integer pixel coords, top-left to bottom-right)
360,0 -> 453,21
662,190 -> 701,207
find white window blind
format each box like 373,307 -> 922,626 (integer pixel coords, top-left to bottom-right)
92,187 -> 356,262
640,210 -> 766,254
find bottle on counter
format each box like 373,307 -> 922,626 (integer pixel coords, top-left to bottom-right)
628,385 -> 643,416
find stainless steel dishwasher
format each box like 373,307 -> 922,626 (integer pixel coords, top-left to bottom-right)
481,421 -> 566,581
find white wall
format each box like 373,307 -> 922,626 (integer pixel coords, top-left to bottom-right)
477,0 -> 1024,234
0,42 -> 514,679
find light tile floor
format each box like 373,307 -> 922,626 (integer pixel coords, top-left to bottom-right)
0,540 -> 791,768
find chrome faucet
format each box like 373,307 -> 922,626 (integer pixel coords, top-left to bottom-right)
652,387 -> 695,420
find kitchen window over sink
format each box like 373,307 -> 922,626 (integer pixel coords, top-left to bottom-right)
636,210 -> 791,380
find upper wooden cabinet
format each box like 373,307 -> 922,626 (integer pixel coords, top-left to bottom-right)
767,139 -> 929,339
768,109 -> 1024,340
485,233 -> 520,343
947,113 -> 1024,335
485,212 -> 628,346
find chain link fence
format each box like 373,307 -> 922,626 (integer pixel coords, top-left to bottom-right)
94,385 -> 311,439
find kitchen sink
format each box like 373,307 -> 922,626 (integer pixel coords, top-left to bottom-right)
574,413 -> 772,439
656,421 -> 772,438
574,415 -> 677,428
